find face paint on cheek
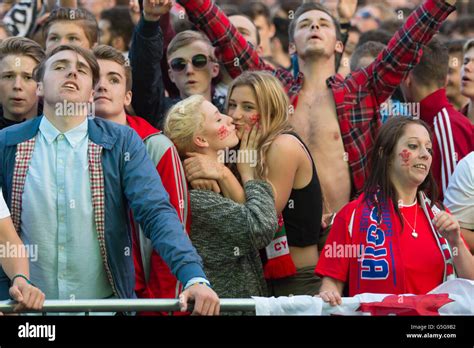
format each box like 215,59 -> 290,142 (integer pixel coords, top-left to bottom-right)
249,113 -> 260,125
217,125 -> 230,140
399,149 -> 411,166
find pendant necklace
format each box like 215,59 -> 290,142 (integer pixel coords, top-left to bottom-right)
401,200 -> 418,238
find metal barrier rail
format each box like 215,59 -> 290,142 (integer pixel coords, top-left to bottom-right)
0,298 -> 256,314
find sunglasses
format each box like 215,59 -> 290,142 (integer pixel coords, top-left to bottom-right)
358,10 -> 381,24
169,54 -> 213,72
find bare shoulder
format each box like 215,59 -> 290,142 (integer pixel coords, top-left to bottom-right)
268,134 -> 304,155
265,134 -> 305,168
270,133 -> 303,149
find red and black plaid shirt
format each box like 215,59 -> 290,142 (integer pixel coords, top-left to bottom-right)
179,0 -> 455,195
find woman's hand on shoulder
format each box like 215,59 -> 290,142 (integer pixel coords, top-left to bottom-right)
184,152 -> 226,182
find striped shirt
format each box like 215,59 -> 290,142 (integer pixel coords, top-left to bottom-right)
419,89 -> 474,199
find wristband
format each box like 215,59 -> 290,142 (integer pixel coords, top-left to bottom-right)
11,274 -> 35,287
184,276 -> 212,290
196,282 -> 212,288
340,21 -> 351,30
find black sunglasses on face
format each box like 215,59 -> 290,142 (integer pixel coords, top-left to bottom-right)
169,54 -> 212,72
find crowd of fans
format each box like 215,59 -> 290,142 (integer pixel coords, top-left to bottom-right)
0,0 -> 472,315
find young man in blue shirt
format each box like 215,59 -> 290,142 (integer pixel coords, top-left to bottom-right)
0,44 -> 219,315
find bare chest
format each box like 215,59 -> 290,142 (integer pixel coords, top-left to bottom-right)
291,90 -> 352,212
291,91 -> 343,151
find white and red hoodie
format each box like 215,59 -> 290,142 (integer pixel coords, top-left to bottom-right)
419,89 -> 474,200
127,115 -> 191,315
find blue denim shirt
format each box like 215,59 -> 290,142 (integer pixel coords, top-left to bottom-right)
0,116 -> 206,299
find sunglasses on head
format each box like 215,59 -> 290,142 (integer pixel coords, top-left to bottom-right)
169,54 -> 213,72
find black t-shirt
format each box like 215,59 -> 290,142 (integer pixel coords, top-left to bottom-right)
0,116 -> 22,130
0,102 -> 43,130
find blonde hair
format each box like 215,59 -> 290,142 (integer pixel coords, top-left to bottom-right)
167,30 -> 216,61
164,95 -> 207,156
226,71 -> 292,179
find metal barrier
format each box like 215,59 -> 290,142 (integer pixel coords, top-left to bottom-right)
0,298 -> 256,314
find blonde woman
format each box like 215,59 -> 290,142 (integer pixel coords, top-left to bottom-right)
164,95 -> 278,302
184,71 -> 323,296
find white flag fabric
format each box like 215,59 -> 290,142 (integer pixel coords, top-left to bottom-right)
253,279 -> 474,315
3,0 -> 46,37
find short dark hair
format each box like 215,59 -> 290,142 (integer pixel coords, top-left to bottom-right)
411,38 -> 449,89
93,44 -> 132,91
288,3 -> 342,68
350,41 -> 386,71
242,1 -> 272,26
379,19 -> 403,35
43,7 -> 98,48
289,2 -> 341,43
229,13 -> 261,46
100,6 -> 134,51
440,20 -> 454,36
447,39 -> 466,55
272,17 -> 290,53
34,44 -> 100,88
356,29 -> 392,48
221,4 -> 240,16
0,37 -> 45,64
450,15 -> 474,36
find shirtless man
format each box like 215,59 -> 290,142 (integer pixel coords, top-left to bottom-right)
178,0 -> 456,270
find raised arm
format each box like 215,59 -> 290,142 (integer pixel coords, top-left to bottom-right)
351,0 -> 456,105
177,0 -> 264,78
177,0 -> 294,86
129,0 -> 171,128
336,0 -> 358,48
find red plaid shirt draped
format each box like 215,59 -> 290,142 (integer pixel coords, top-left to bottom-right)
178,0 -> 455,195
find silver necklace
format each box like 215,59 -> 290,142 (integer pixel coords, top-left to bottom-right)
401,200 -> 418,238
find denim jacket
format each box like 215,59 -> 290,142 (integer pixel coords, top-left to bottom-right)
0,116 -> 206,299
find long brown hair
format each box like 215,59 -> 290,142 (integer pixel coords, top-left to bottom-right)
363,116 -> 442,222
226,70 -> 292,180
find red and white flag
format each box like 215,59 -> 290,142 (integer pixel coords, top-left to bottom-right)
254,279 -> 474,315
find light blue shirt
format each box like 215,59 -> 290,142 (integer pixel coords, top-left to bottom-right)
21,116 -> 113,300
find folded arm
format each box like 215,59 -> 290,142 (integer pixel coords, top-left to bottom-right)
191,180 -> 278,252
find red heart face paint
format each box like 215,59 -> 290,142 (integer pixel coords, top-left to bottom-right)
218,125 -> 231,140
249,113 -> 260,125
399,149 -> 411,166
